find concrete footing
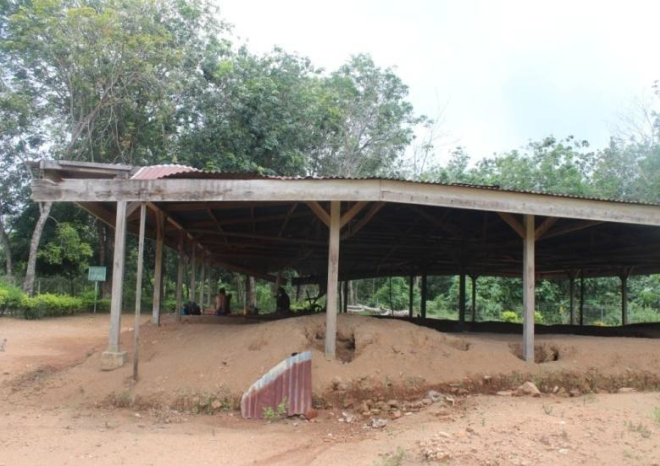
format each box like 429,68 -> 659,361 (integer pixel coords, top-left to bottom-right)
100,351 -> 128,371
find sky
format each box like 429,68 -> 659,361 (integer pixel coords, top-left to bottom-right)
217,0 -> 660,162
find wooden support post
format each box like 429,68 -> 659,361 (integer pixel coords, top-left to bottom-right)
579,270 -> 585,326
175,232 -> 184,323
133,203 -> 146,381
408,275 -> 414,318
421,273 -> 427,319
568,271 -> 575,326
471,275 -> 478,322
620,271 -> 630,326
522,214 -> 535,363
189,242 -> 196,302
325,201 -> 341,358
459,272 -> 467,327
101,201 -> 128,371
198,255 -> 206,306
152,210 -> 165,325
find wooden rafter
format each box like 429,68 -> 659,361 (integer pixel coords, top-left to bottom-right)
498,212 -> 525,238
306,201 -> 331,227
341,202 -> 385,240
534,217 -> 558,240
340,201 -> 369,228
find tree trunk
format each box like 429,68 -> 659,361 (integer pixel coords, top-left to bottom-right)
23,201 -> 53,296
0,214 -> 13,284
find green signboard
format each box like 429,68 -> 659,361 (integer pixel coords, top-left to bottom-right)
88,266 -> 107,282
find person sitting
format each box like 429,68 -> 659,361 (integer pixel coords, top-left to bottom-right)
276,287 -> 291,313
215,288 -> 229,315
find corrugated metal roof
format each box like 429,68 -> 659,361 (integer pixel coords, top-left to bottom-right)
127,164 -> 660,207
131,164 -> 200,180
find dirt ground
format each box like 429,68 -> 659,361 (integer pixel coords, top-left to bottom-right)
2,314 -> 660,465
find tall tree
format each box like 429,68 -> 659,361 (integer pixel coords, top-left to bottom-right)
311,54 -> 424,177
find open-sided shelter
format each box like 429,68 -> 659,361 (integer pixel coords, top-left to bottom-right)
30,160 -> 660,369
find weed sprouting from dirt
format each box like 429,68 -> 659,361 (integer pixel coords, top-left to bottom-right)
262,398 -> 288,422
652,407 -> 660,425
625,420 -> 652,438
373,447 -> 406,466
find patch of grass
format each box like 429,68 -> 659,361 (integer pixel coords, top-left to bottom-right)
373,447 -> 406,466
653,407 -> 660,425
625,420 -> 652,439
263,398 -> 288,422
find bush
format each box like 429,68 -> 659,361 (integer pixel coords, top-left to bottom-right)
21,293 -> 84,319
80,290 -> 110,312
0,282 -> 27,316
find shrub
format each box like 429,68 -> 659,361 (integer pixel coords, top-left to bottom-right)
80,290 -> 110,312
0,282 -> 26,316
21,293 -> 84,319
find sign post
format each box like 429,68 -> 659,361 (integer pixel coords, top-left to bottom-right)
88,266 -> 107,313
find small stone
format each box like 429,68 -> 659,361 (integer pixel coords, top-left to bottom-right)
497,390 -> 513,397
304,408 -> 318,420
422,397 -> 433,406
427,390 -> 443,402
617,387 -> 635,393
552,386 -> 559,394
211,400 -> 222,410
387,399 -> 399,408
515,381 -> 541,397
370,418 -> 389,429
391,410 -> 402,419
558,448 -> 569,455
569,389 -> 581,397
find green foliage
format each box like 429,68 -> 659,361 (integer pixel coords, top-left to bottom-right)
262,398 -> 288,422
373,447 -> 406,466
80,290 -> 110,312
21,293 -> 84,319
39,223 -> 93,276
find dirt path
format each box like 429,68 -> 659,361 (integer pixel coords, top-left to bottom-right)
1,315 -> 660,465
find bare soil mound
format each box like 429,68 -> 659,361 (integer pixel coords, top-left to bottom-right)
8,313 -> 660,410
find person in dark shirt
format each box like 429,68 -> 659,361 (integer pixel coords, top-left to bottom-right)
276,287 -> 290,313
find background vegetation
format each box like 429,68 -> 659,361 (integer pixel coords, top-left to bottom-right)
1,0 -> 659,324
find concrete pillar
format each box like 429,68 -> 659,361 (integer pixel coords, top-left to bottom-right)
522,214 -> 535,363
152,210 -> 165,325
101,201 -> 128,370
408,275 -> 414,318
175,232 -> 184,323
459,272 -> 467,327
420,273 -> 427,319
579,270 -> 585,326
568,271 -> 575,325
621,274 -> 629,326
325,201 -> 340,358
133,203 -> 146,380
189,242 -> 196,302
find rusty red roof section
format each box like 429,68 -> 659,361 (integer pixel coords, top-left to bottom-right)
131,164 -> 200,180
241,351 -> 312,419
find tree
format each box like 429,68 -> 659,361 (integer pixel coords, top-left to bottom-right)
38,222 -> 93,293
178,47 -> 325,175
311,54 -> 424,177
1,0 -> 226,293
